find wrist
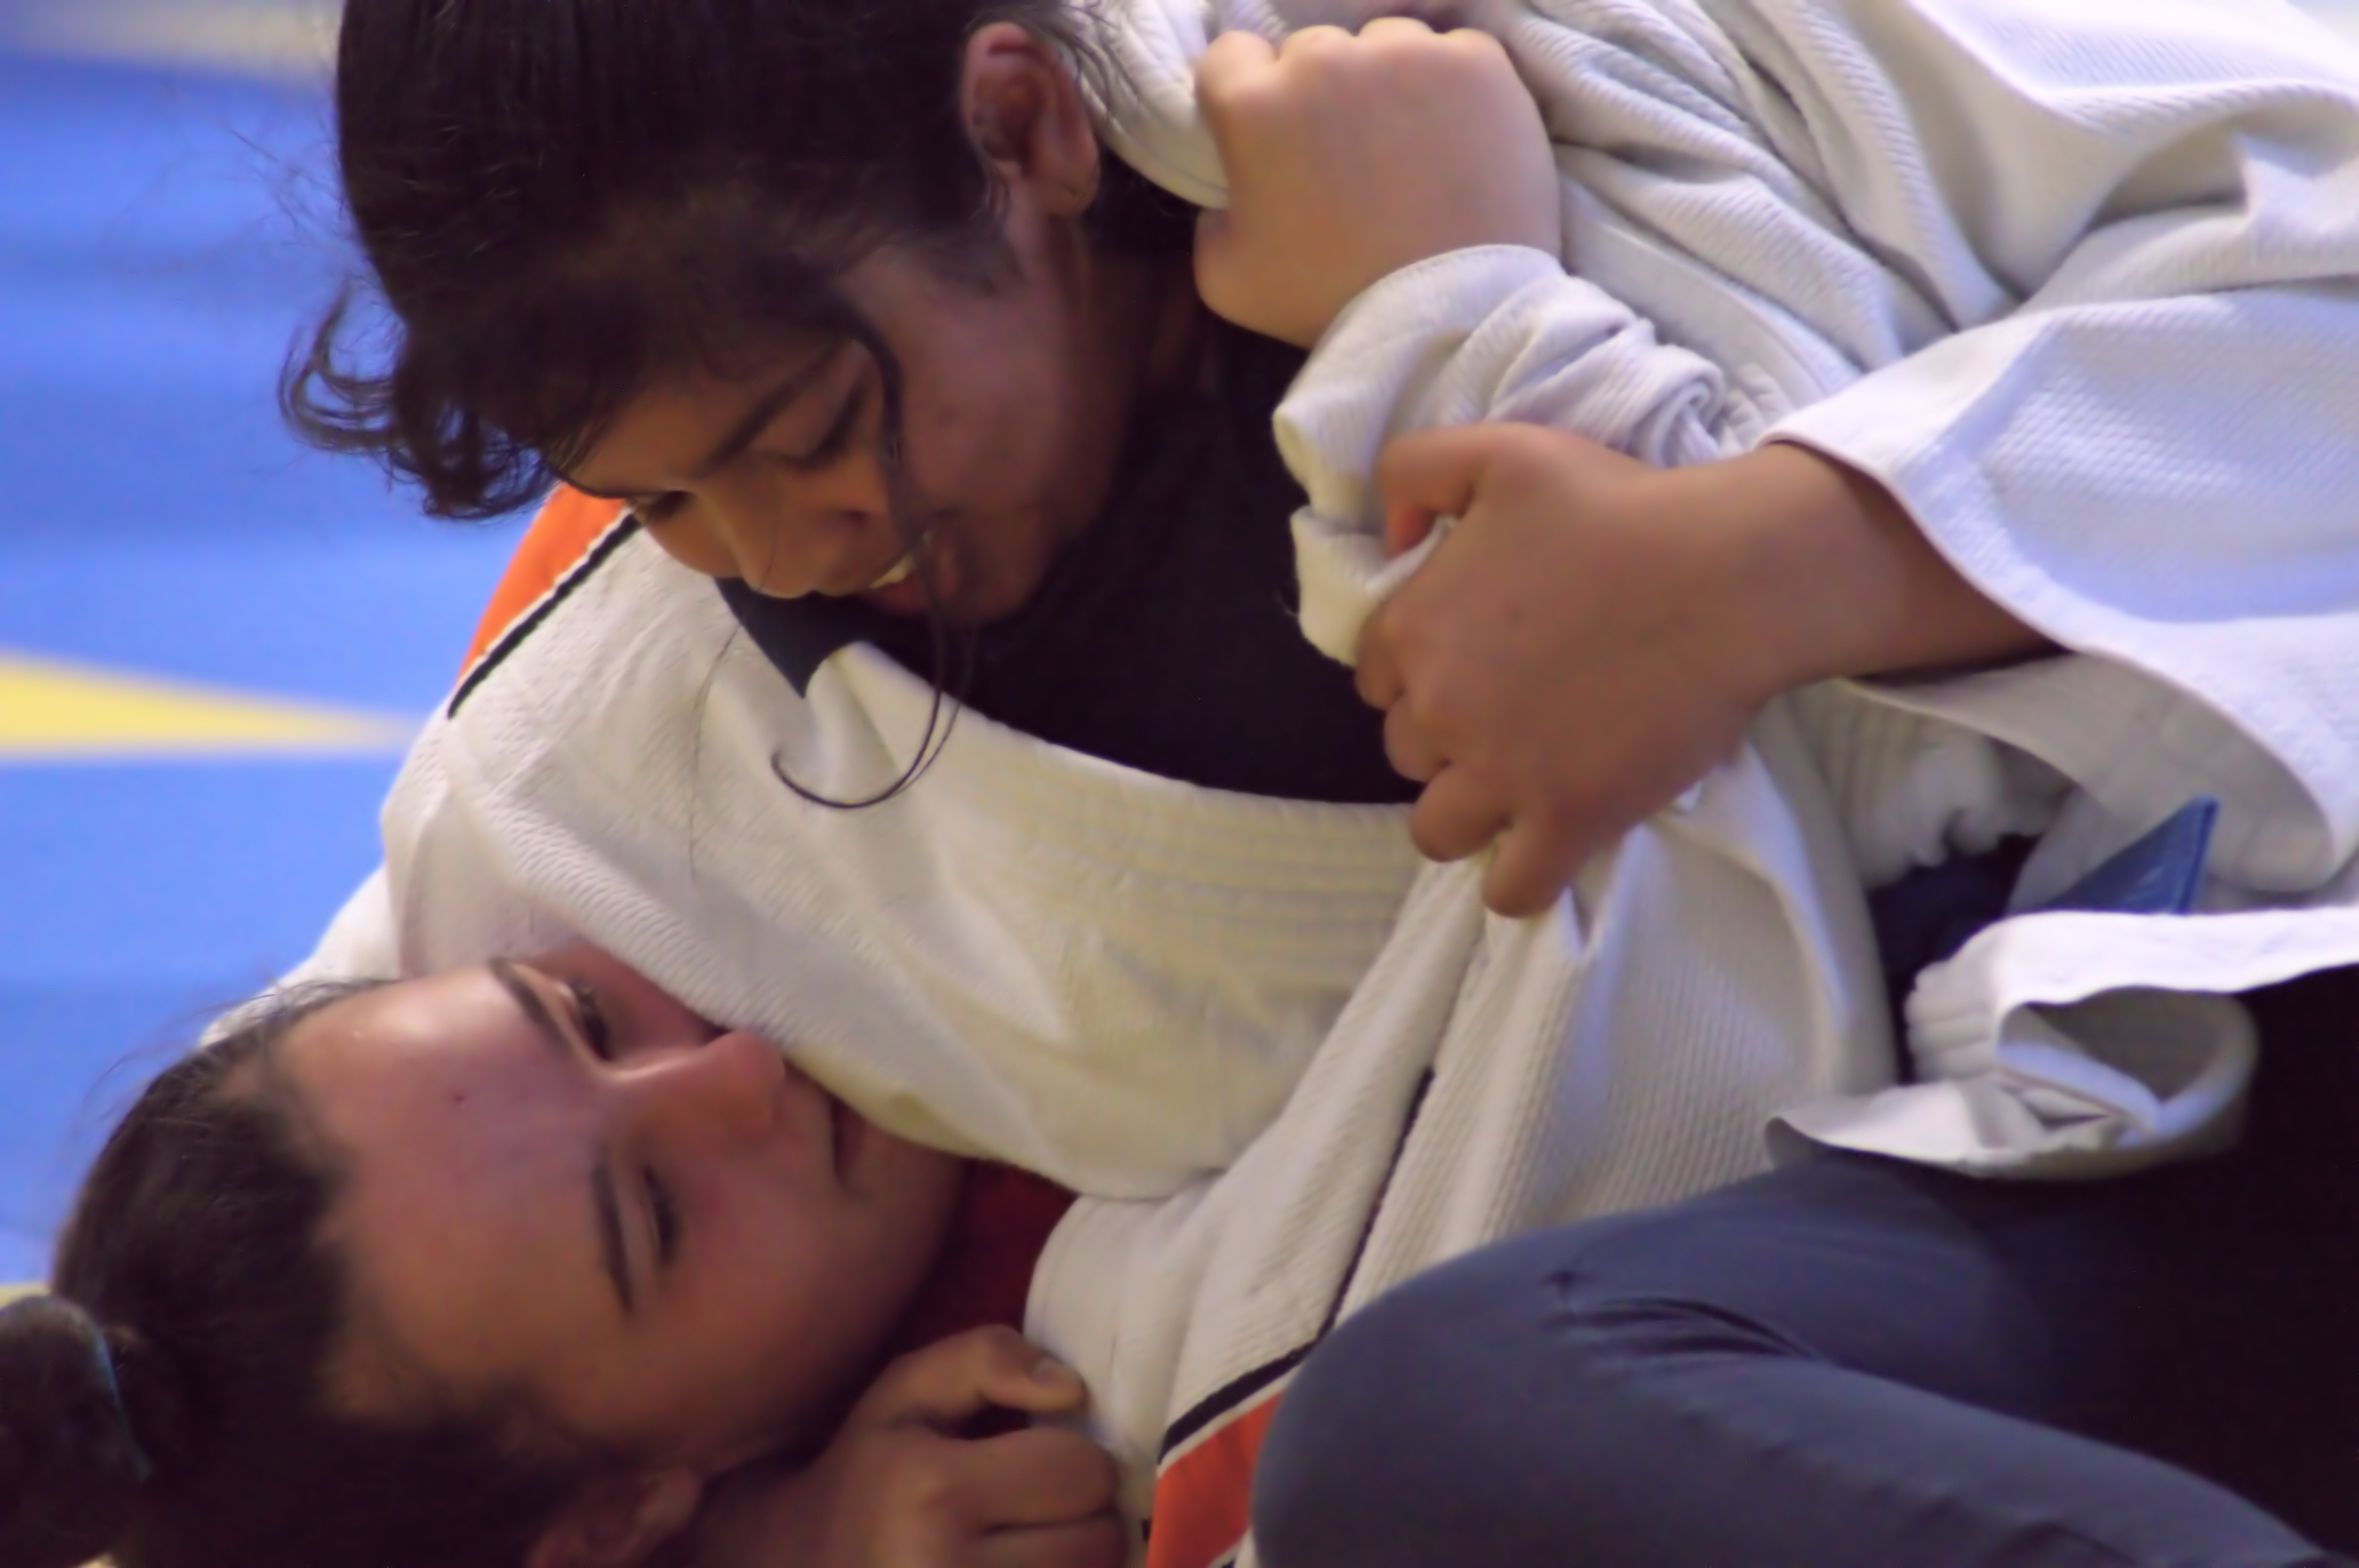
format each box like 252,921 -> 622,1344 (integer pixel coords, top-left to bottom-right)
1710,444 -> 2046,694
1308,245 -> 1561,354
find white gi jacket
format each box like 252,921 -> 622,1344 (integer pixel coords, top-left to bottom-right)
297,0 -> 2359,1205
1086,0 -> 2359,1169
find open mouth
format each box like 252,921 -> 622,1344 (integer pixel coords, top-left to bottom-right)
862,520 -> 946,595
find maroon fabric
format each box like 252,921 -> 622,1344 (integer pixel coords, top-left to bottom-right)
888,1163 -> 1077,1360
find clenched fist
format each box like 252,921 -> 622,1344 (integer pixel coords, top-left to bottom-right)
1194,18 -> 1559,348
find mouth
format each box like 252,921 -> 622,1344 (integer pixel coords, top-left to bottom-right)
863,517 -> 944,594
866,552 -> 917,591
858,562 -> 943,618
852,522 -> 952,613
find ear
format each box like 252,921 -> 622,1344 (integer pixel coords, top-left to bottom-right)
960,21 -> 1102,217
525,1468 -> 704,1568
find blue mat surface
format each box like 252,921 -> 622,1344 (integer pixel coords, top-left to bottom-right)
0,48 -> 520,1281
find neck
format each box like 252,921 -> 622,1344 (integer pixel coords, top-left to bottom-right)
1044,242 -> 1208,535
1069,242 -> 1207,421
1128,249 -> 1213,406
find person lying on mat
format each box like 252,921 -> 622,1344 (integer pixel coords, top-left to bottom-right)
14,805 -> 2359,1568
0,950 -> 1097,1568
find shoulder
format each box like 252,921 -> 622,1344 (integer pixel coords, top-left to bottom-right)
451,488 -> 646,716
441,491 -> 757,743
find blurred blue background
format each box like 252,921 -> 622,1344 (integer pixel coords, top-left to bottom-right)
3,0 -> 2358,1284
0,0 -> 523,1281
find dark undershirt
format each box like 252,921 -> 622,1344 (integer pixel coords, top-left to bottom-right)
885,1163 -> 1076,1369
714,319 -> 2057,1033
720,321 -> 1421,806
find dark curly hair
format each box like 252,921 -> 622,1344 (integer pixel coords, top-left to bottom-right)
0,986 -> 595,1568
285,0 -> 1194,522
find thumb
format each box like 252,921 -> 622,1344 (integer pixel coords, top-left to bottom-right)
853,1328 -> 1088,1435
1193,28 -> 1278,145
1482,814 -> 1592,920
1376,425 -> 1499,557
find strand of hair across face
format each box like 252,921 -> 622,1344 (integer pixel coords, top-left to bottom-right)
770,312 -> 970,812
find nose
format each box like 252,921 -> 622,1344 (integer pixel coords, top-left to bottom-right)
611,1030 -> 783,1149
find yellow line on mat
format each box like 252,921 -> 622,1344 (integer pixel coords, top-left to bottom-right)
0,651 -> 412,758
4,0 -> 337,76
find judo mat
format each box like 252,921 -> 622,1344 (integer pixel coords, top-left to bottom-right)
0,5 -> 520,1284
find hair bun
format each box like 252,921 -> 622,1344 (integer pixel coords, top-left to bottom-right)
0,1294 -> 149,1568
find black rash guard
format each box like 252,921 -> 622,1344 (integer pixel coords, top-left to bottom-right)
720,322 -> 1421,806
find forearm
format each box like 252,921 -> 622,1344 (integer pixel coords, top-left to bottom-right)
1716,443 -> 2050,696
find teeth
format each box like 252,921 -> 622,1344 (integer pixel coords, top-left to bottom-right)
868,553 -> 916,590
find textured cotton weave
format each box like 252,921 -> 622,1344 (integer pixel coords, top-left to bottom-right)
1078,0 -> 2359,1175
288,0 -> 2359,1254
306,526 -> 1882,1202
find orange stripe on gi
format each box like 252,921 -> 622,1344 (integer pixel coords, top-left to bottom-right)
461,487 -> 630,675
1147,1391 -> 1285,1568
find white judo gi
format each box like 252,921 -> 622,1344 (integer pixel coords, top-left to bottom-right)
289,0 -> 2359,1386
1084,0 -> 2359,1170
280,5 -> 2359,1552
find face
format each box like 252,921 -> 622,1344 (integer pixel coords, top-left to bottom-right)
564,25 -> 1200,626
279,947 -> 963,1470
568,242 -> 1158,625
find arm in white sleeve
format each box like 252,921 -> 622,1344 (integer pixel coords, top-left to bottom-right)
1269,0 -> 2359,891
1735,0 -> 2359,891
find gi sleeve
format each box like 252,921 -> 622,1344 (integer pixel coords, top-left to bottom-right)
1274,0 -> 2359,892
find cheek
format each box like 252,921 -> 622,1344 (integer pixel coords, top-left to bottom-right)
658,1213 -> 859,1437
907,395 -> 1073,585
684,1177 -> 902,1360
894,382 -> 995,514
642,512 -> 737,581
898,321 -> 1068,498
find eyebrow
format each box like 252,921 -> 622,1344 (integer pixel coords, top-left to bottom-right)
489,959 -> 572,1065
566,347 -> 848,502
487,960 -> 635,1317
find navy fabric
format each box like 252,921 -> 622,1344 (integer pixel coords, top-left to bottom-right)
1254,966 -> 2359,1568
1862,795 -> 2218,1057
722,320 -> 1423,805
1866,836 -> 2037,1045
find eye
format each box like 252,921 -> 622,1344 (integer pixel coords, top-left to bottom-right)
774,381 -> 867,474
568,981 -> 613,1061
646,1171 -> 681,1267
